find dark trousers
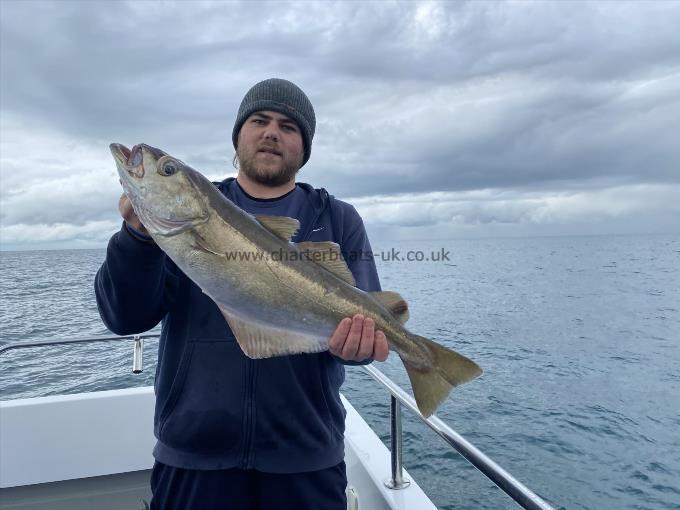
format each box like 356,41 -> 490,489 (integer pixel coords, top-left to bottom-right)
149,461 -> 347,510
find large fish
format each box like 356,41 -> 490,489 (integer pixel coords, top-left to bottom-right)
110,143 -> 482,417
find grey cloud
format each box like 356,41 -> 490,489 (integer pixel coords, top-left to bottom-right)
309,74 -> 680,198
350,184 -> 680,235
0,171 -> 120,226
307,3 -> 680,85
1,0 -> 679,243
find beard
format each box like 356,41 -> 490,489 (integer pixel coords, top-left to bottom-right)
236,144 -> 302,187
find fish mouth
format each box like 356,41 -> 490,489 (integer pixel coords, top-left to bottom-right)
110,143 -> 144,178
110,143 -> 168,178
109,143 -> 130,166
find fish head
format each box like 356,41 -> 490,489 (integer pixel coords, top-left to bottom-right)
110,143 -> 209,237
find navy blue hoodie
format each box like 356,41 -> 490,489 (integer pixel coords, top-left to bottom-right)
95,178 -> 381,473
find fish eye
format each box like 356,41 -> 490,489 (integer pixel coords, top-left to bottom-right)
159,160 -> 177,176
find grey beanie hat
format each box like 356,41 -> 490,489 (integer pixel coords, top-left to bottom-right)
232,78 -> 316,166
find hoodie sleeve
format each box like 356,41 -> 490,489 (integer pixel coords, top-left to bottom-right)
332,202 -> 382,366
94,222 -> 175,335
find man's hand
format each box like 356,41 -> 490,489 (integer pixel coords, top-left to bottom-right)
118,192 -> 148,235
328,314 -> 389,362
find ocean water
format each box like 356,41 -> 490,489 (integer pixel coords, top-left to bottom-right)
1,234 -> 679,510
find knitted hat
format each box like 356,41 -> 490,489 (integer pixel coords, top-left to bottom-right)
232,78 -> 316,166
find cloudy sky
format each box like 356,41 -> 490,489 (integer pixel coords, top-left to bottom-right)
1,0 -> 679,250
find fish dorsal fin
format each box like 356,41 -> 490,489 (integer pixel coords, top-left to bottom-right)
297,241 -> 356,286
370,291 -> 410,324
255,214 -> 300,242
218,306 -> 328,358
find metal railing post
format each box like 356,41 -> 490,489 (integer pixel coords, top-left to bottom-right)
132,335 -> 144,374
384,395 -> 411,489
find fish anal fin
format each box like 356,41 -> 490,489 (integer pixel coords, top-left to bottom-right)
297,241 -> 356,286
370,291 -> 409,324
401,336 -> 482,417
255,214 -> 300,242
218,306 -> 328,358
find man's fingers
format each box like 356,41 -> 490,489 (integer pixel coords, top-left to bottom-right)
372,330 -> 389,362
329,316 -> 389,362
118,193 -> 136,222
355,317 -> 375,361
118,193 -> 130,216
118,192 -> 148,233
341,315 -> 363,360
328,318 -> 352,354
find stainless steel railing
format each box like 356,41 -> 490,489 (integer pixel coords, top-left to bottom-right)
0,334 -> 555,509
0,334 -> 157,374
362,364 -> 555,510
0,334 -> 157,354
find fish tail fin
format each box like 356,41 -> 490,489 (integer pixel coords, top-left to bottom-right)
401,335 -> 482,417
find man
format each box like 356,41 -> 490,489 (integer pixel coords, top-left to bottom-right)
95,78 -> 388,509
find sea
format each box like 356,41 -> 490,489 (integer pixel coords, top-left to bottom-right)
1,234 -> 679,510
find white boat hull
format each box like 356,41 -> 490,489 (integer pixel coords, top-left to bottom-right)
0,388 -> 436,510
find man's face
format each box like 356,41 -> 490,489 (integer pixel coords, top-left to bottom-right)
236,110 -> 304,187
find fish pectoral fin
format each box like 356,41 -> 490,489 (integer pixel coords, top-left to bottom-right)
297,241 -> 356,286
255,214 -> 300,242
191,232 -> 222,256
218,306 -> 328,359
370,291 -> 409,324
401,336 -> 482,417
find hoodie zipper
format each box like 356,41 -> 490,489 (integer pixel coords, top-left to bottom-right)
239,187 -> 330,469
240,359 -> 256,469
297,189 -> 330,242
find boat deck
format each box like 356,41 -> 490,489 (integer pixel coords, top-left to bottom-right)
0,387 -> 435,510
